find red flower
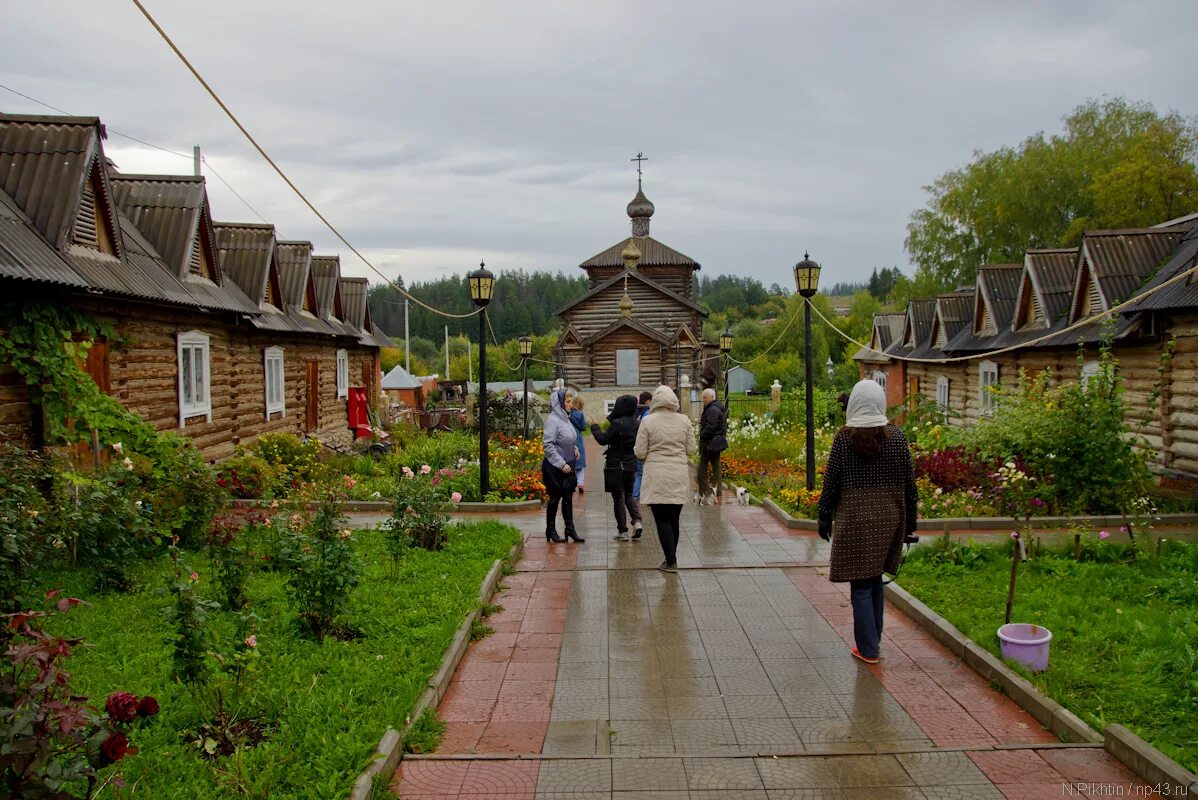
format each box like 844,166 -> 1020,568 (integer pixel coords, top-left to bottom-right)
105,692 -> 139,723
137,695 -> 160,717
100,732 -> 129,763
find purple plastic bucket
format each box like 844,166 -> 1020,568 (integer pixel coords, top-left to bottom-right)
997,623 -> 1053,672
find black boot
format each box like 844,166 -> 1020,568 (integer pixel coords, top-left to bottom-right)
564,529 -> 585,543
545,530 -> 565,543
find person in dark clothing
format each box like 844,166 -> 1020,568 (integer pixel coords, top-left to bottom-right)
817,379 -> 918,664
589,394 -> 643,541
697,388 -> 728,504
632,390 -> 653,499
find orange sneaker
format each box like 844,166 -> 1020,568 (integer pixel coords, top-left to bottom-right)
851,647 -> 880,665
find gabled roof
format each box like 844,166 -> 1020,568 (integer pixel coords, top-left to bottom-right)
555,322 -> 585,348
0,188 -> 89,289
902,298 -> 936,349
1072,227 -> 1188,320
579,236 -> 699,270
583,315 -> 672,347
109,174 -> 216,281
309,255 -> 344,321
339,276 -> 382,345
669,322 -> 701,349
276,240 -> 315,311
555,268 -> 708,317
0,113 -> 122,256
929,289 -> 974,352
973,264 -> 1022,335
214,222 -> 276,306
381,364 -> 422,390
1013,248 -> 1077,331
855,313 -> 904,363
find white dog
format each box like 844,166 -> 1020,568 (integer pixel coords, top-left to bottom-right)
735,486 -> 749,505
692,488 -> 718,506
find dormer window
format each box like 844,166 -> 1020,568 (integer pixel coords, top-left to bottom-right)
72,159 -> 118,255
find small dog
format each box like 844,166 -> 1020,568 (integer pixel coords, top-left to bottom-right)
692,488 -> 718,506
735,486 -> 749,505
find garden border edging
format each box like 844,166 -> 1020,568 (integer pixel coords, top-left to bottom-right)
349,536 -> 525,800
231,498 -> 542,513
762,496 -> 1198,531
885,580 -> 1198,792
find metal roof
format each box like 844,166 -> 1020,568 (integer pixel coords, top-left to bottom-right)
579,235 -> 699,269
906,298 -> 936,349
1122,225 -> 1198,313
214,222 -> 274,304
978,264 -> 1022,331
0,114 -> 103,250
275,240 -> 313,310
1080,227 -> 1188,307
381,364 -> 423,390
0,187 -> 89,288
371,322 -> 396,348
309,255 -> 340,318
109,174 -> 205,278
1024,248 -> 1078,325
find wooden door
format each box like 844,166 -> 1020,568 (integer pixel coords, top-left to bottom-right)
305,360 -> 319,432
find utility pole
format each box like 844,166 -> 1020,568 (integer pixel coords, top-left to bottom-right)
404,297 -> 410,373
193,145 -> 201,177
444,326 -> 450,380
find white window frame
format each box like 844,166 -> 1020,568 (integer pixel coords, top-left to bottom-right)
872,370 -> 887,392
264,346 -> 286,418
936,375 -> 950,419
979,360 -> 999,417
176,330 -> 212,426
336,349 -> 349,399
1081,360 -> 1101,390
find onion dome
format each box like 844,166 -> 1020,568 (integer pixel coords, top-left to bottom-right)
627,180 -> 654,237
621,239 -> 641,270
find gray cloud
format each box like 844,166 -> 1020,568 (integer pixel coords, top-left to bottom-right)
2,0 -> 1195,295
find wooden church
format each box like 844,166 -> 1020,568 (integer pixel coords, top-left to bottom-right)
554,178 -> 717,388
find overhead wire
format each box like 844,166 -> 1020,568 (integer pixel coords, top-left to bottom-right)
128,0 -> 481,320
0,80 -> 268,222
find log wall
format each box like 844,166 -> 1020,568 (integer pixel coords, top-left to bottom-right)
0,301 -> 379,463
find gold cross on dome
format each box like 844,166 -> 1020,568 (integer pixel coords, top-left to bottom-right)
631,152 -> 647,178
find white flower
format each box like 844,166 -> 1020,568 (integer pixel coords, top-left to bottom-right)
111,442 -> 123,454
135,500 -> 143,508
122,457 -> 134,471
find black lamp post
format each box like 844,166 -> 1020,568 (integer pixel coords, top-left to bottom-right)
518,335 -> 533,441
469,261 -> 495,496
794,252 -> 822,491
719,328 -> 734,407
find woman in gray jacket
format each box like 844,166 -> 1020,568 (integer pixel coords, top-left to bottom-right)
542,389 -> 584,543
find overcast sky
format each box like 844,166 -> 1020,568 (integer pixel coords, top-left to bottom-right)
3,1 -> 1196,294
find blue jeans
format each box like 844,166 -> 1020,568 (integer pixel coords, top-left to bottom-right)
633,459 -> 645,498
849,576 -> 884,659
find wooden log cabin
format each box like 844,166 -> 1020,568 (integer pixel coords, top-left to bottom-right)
0,112 -> 393,462
554,179 -> 718,390
857,218 -> 1198,486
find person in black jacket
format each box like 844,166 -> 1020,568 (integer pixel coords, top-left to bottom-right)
589,394 -> 643,541
697,388 -> 728,504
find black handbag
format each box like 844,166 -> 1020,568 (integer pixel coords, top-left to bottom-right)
603,466 -> 624,492
707,433 -> 728,453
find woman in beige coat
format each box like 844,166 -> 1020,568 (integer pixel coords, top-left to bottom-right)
633,385 -> 698,573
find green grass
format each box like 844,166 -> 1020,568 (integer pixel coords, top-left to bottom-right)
896,539 -> 1198,773
40,519 -> 521,799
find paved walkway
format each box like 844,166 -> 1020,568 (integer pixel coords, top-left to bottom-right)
392,445 -> 1149,799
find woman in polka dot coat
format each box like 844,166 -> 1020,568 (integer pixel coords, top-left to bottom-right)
817,379 -> 918,664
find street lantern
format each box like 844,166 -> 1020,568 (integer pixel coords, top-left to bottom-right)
793,252 -> 821,298
794,252 -> 822,490
518,335 -> 533,441
720,328 -> 734,406
470,260 -> 495,496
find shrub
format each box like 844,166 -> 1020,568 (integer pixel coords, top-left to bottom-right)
1,593 -> 159,799
248,432 -> 326,488
913,446 -> 995,492
278,487 -> 359,640
385,470 -> 450,558
0,445 -> 57,613
206,509 -> 268,611
215,454 -> 282,500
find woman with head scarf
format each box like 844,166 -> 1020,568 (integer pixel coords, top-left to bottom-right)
589,394 -> 643,541
817,379 -> 917,664
568,394 -> 588,493
542,389 -> 585,543
633,385 -> 698,573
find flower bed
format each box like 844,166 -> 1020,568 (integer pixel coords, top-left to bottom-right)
36,518 -> 522,797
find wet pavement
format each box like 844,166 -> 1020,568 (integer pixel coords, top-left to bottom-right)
391,443 -> 1150,798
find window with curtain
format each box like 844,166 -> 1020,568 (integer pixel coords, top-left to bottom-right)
177,331 -> 212,425
265,347 -> 286,418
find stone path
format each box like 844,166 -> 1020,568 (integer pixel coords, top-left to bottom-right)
391,444 -> 1149,798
